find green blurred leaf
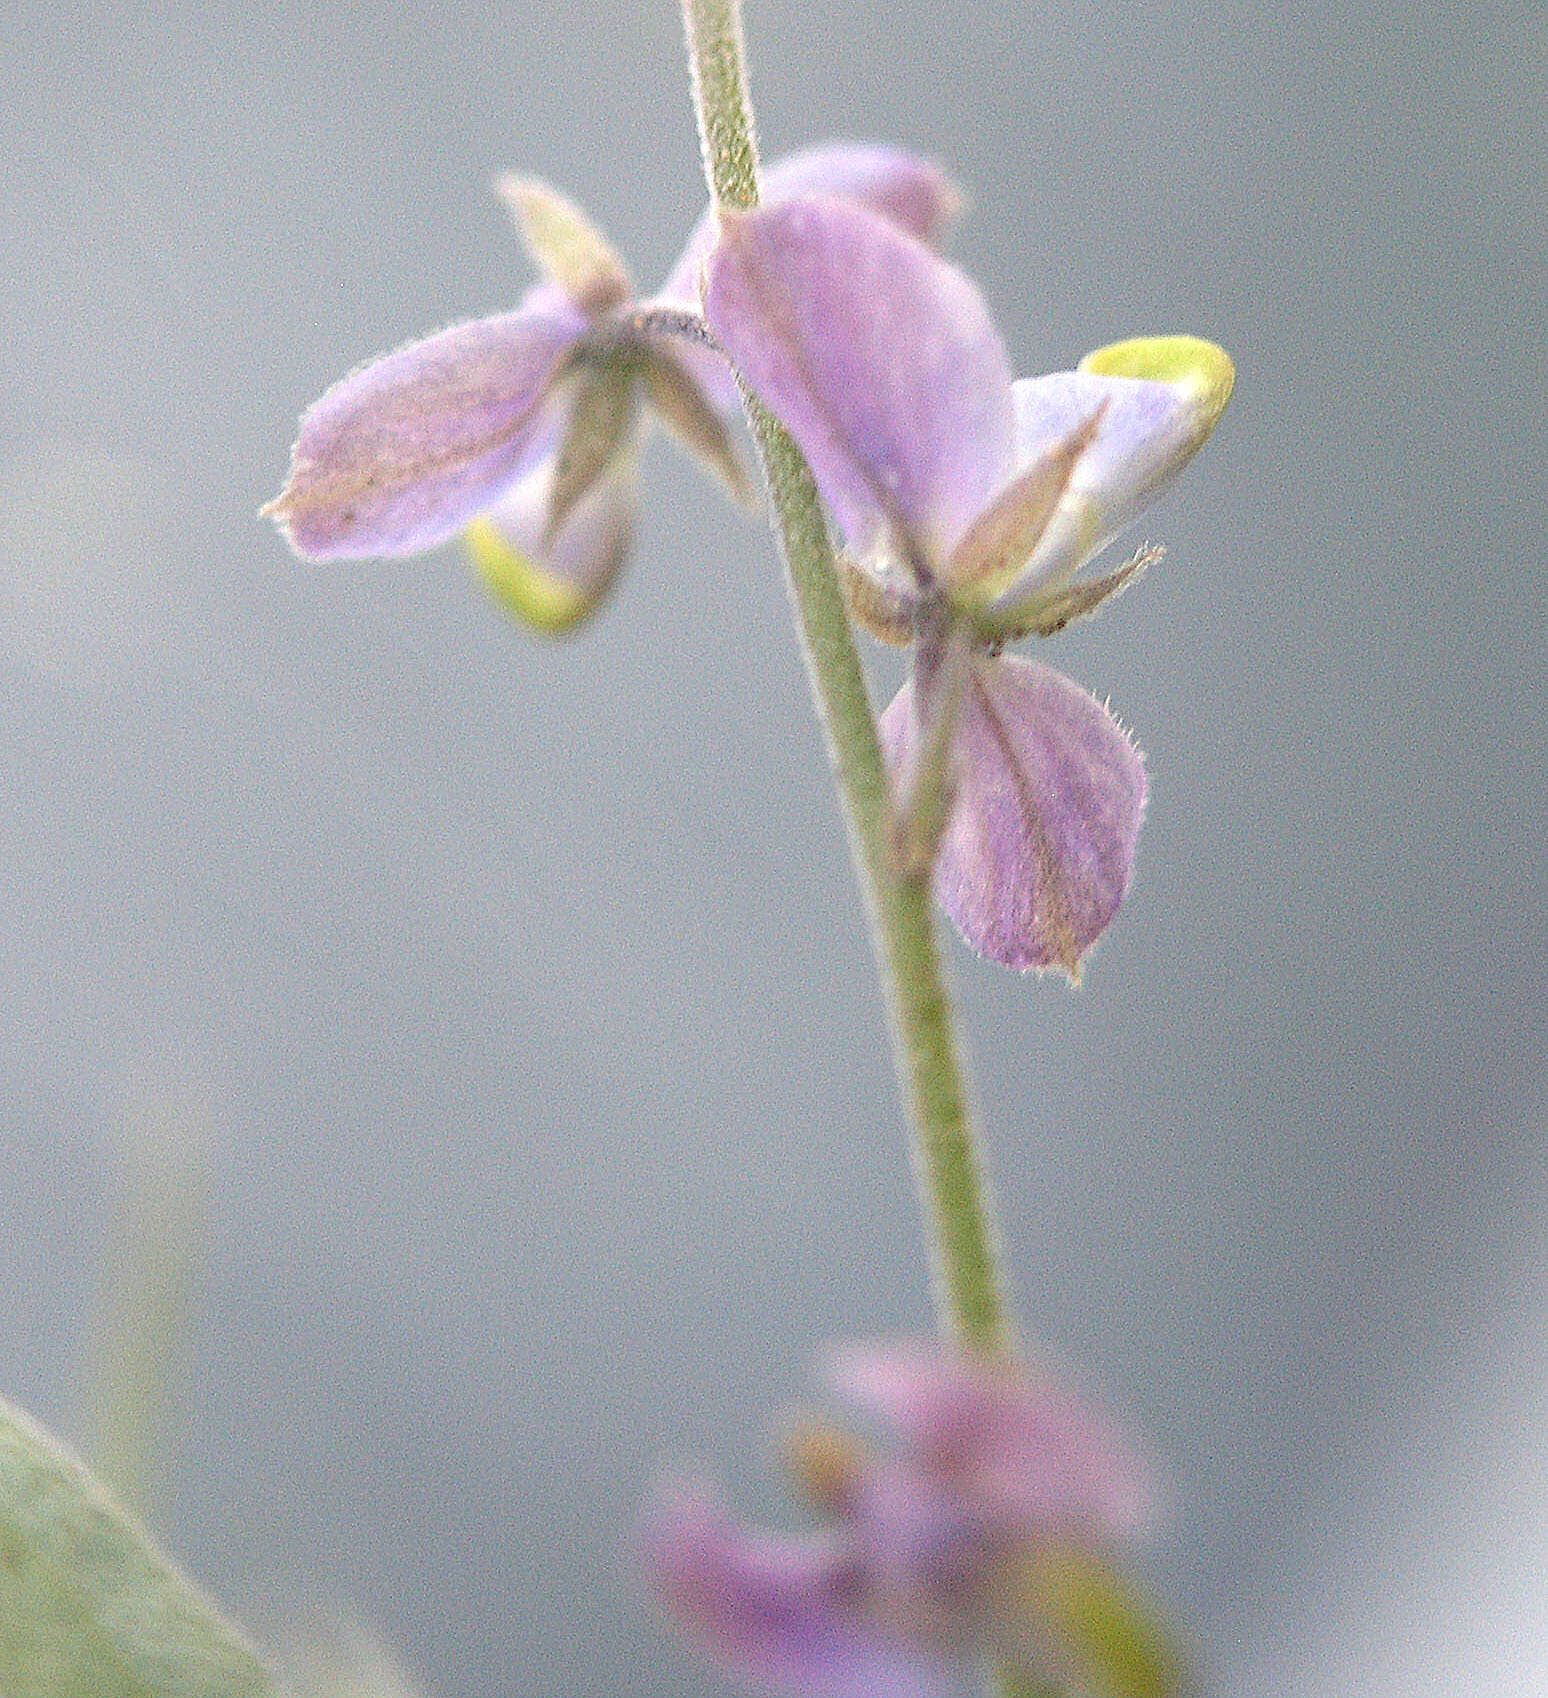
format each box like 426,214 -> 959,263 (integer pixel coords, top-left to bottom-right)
0,1393 -> 277,1698
277,1622 -> 429,1698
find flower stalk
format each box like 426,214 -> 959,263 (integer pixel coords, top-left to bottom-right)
678,0 -> 1015,1360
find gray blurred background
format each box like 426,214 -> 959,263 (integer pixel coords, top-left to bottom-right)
1,0 -> 1544,1693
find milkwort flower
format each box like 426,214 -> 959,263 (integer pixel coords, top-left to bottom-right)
265,146 -> 961,633
645,1344 -> 1177,1698
702,197 -> 1234,976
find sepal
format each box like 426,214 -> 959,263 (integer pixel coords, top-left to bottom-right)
544,354 -> 640,542
946,408 -> 1102,607
886,613 -> 971,879
839,556 -> 915,645
986,543 -> 1160,643
497,173 -> 633,316
640,345 -> 755,505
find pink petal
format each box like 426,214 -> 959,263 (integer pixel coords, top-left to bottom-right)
268,301 -> 587,560
831,1345 -> 1152,1546
704,198 -> 1013,569
651,144 -> 963,428
880,656 -> 1147,977
643,1487 -> 955,1698
655,141 -> 962,315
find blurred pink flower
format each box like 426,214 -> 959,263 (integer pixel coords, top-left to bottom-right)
645,1344 -> 1174,1698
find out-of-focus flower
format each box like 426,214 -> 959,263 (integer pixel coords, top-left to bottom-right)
645,1343 -> 1178,1698
266,146 -> 960,634
703,197 -> 1233,975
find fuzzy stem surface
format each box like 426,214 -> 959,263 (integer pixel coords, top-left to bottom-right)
679,0 -> 1015,1357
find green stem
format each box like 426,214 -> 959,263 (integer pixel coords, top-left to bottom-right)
678,0 -> 1014,1357
680,0 -> 761,211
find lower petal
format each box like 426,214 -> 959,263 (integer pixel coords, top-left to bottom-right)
881,656 -> 1146,977
467,439 -> 639,635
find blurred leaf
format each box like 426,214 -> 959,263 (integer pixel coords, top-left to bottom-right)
277,1620 -> 430,1698
994,1664 -> 1063,1698
1028,1546 -> 1186,1698
0,1393 -> 277,1698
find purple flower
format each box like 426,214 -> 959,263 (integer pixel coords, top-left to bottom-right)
644,1344 -> 1176,1698
702,197 -> 1234,976
266,146 -> 960,634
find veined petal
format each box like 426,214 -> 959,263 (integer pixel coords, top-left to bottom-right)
644,1488 -> 956,1698
880,656 -> 1147,978
651,144 -> 965,431
831,1345 -> 1152,1546
995,336 -> 1235,612
656,141 -> 962,314
466,437 -> 639,635
496,173 -> 632,315
268,303 -> 587,560
704,198 -> 1014,569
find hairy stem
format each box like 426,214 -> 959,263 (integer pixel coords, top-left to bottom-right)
680,0 -> 760,211
679,0 -> 1014,1356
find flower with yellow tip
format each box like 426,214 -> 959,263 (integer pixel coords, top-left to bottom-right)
703,196 -> 1233,975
